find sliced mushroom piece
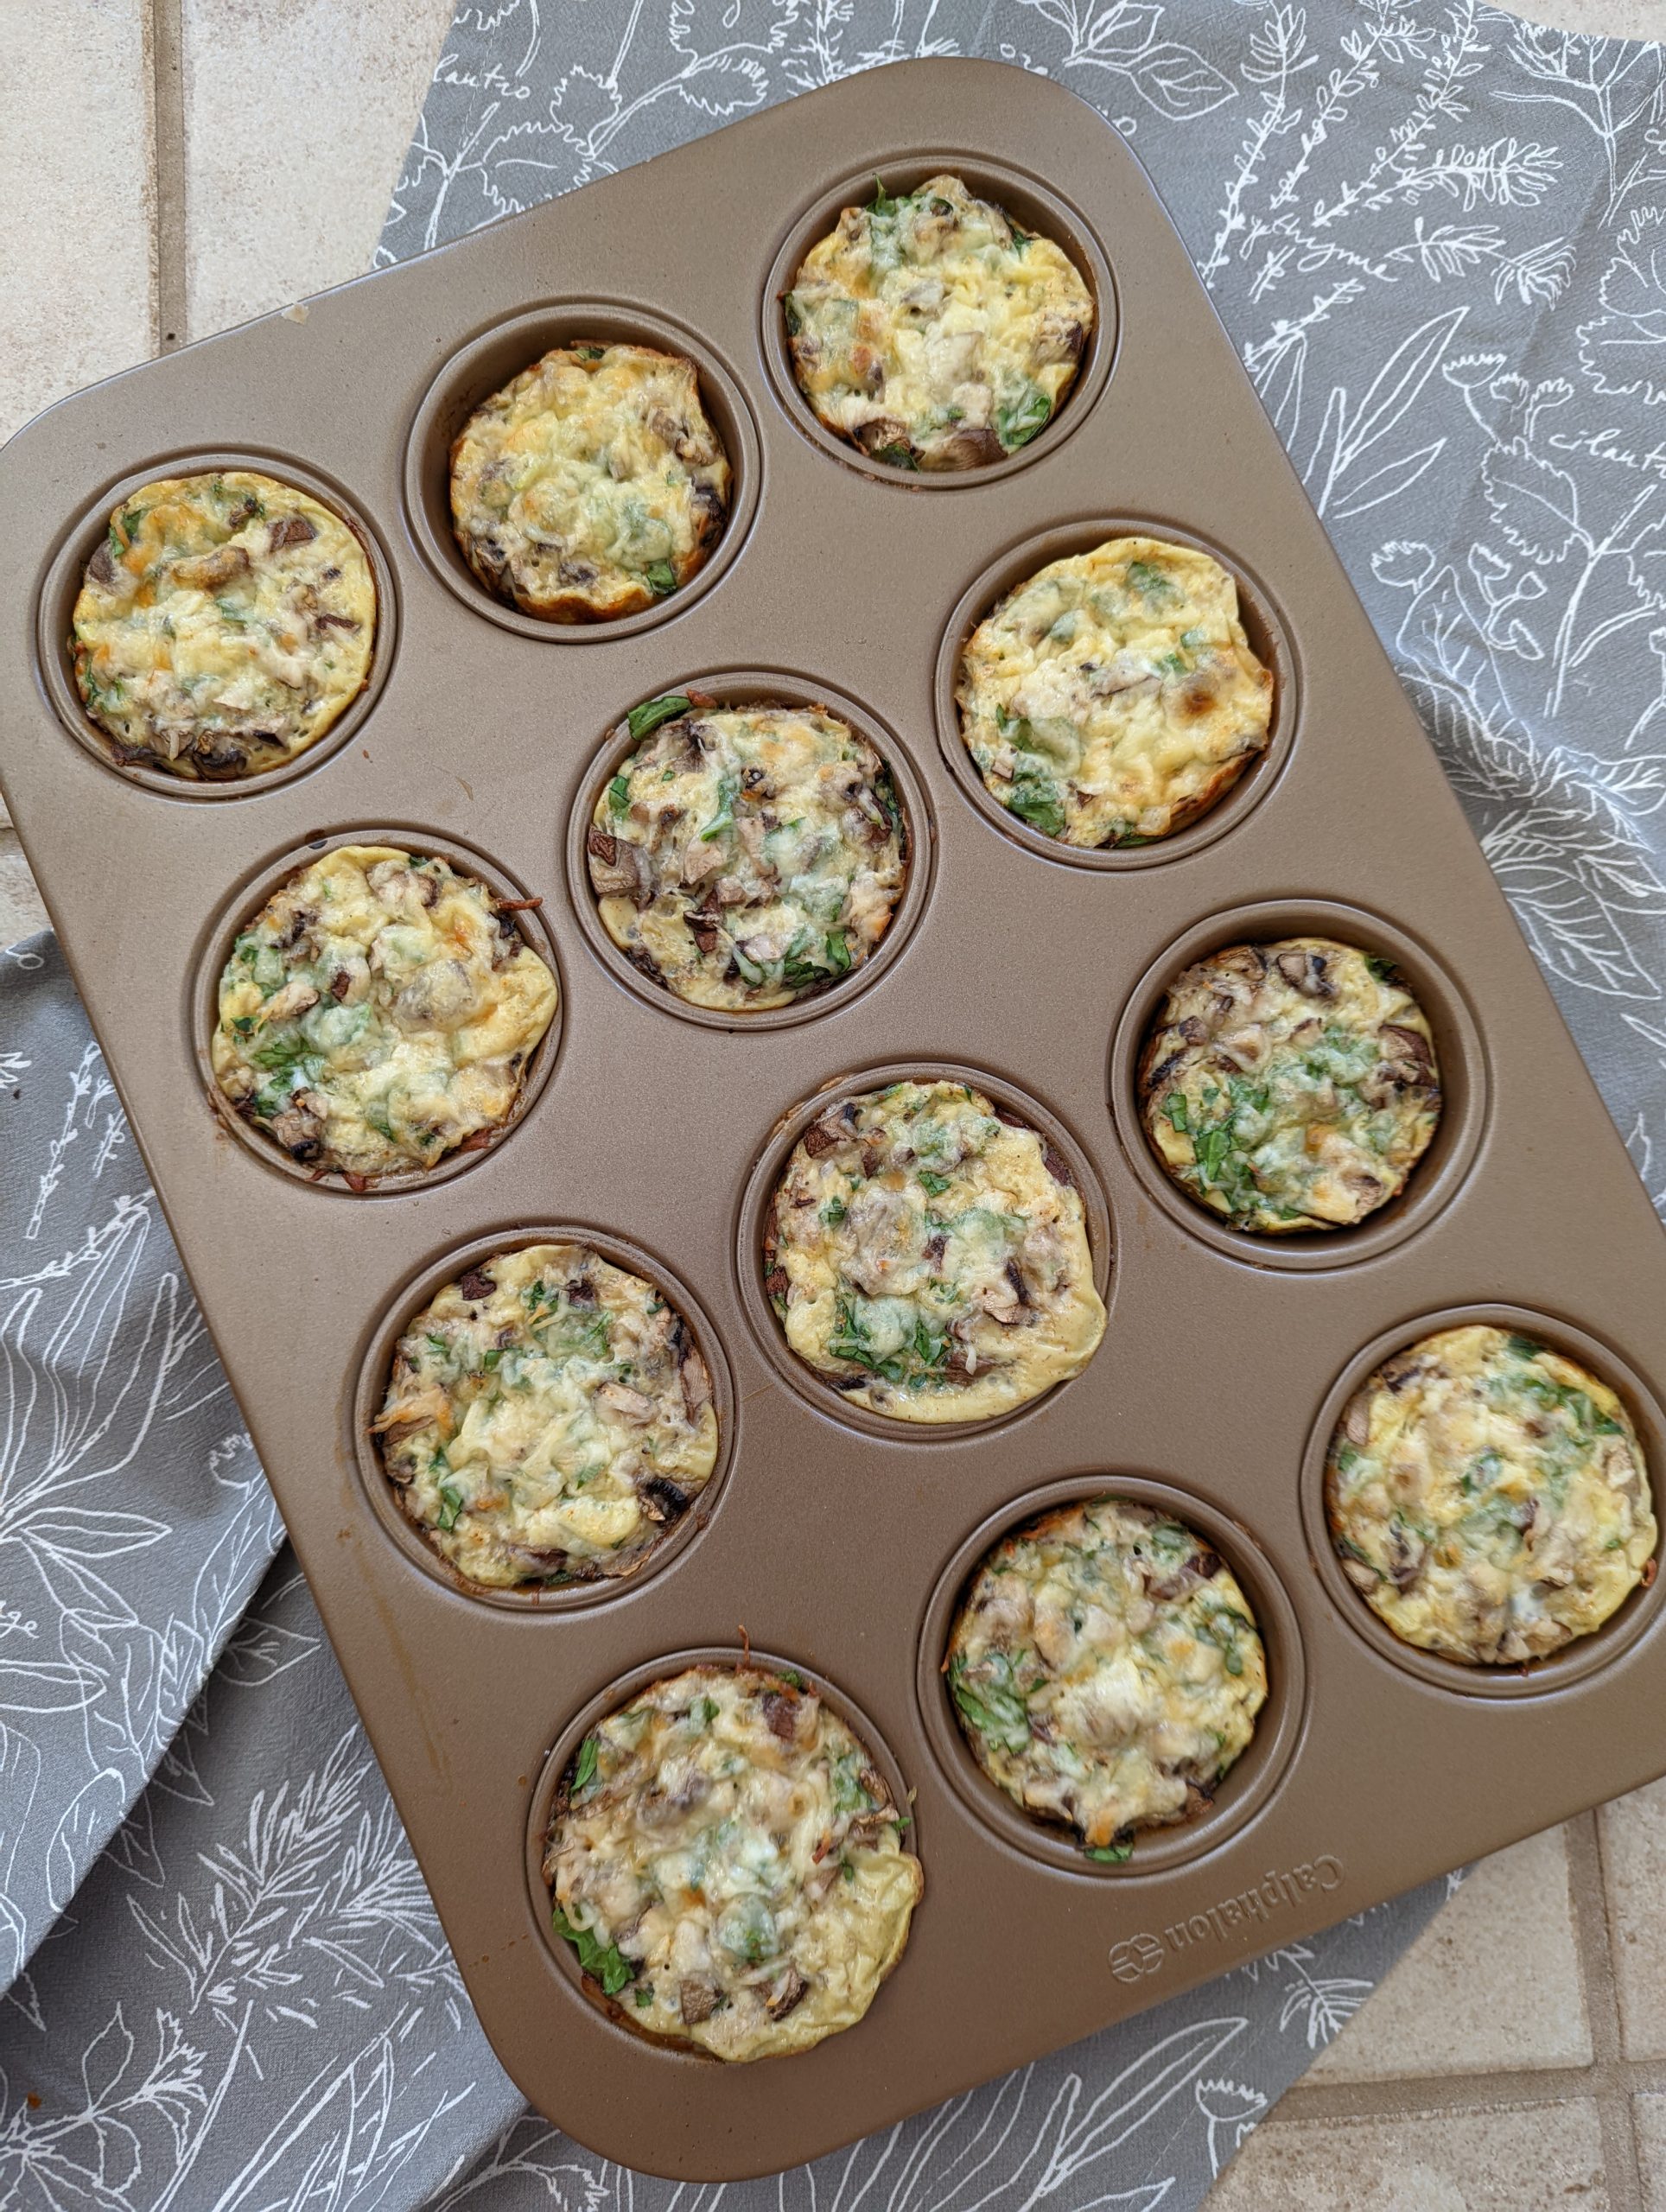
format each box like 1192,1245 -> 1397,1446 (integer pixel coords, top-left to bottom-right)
1275,948 -> 1335,1000
1379,1021 -> 1436,1084
174,543 -> 251,593
679,1345 -> 713,1419
636,1472 -> 691,1524
268,514 -> 318,552
679,1974 -> 721,2025
764,1965 -> 809,2020
761,1691 -> 801,1742
598,1381 -> 656,1422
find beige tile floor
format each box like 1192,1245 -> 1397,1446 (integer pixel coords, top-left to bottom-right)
4,0 -> 1666,2202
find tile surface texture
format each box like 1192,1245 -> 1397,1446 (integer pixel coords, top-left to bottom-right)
8,2 -> 1666,2205
180,0 -> 457,339
1206,2101 -> 1612,2210
1311,1828 -> 1591,2082
0,0 -> 155,446
1636,2097 -> 1666,2212
1600,1777 -> 1666,2059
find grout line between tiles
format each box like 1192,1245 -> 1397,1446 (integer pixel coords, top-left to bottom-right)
150,0 -> 188,350
1258,1816 -> 1663,2204
1569,1808 -> 1646,2212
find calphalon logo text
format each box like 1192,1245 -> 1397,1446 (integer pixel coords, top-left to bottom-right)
1107,1856 -> 1344,1984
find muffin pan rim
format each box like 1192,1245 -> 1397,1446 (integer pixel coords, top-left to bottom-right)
348,1221 -> 739,1614
35,446 -> 400,801
931,512 -> 1300,870
1297,1300 -> 1666,1700
758,149 -> 1118,490
915,1470 -> 1308,1880
402,299 -> 763,643
188,822 -> 565,1196
522,1643 -> 925,2058
1106,895 -> 1489,1272
561,668 -> 938,1033
732,1057 -> 1116,1445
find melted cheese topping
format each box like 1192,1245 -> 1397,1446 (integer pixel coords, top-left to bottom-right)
372,1244 -> 717,1588
449,342 -> 731,620
587,698 -> 906,1011
1141,938 -> 1440,1234
956,537 -> 1275,849
544,1664 -> 922,2061
72,470 -> 375,779
1328,1325 -> 1656,1664
947,1498 -> 1267,1854
765,1079 -> 1105,1424
211,845 -> 557,1180
785,175 -> 1094,471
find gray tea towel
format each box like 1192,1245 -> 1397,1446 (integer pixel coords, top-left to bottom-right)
6,2 -> 1666,2204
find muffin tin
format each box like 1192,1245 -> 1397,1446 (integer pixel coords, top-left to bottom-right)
3,57 -> 1665,2182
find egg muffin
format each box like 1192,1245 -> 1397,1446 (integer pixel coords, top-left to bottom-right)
764,1078 -> 1105,1424
372,1243 -> 716,1589
72,470 -> 376,780
449,342 -> 730,620
785,174 -> 1094,471
956,537 -> 1275,849
587,695 -> 906,1011
1140,939 -> 1440,1234
1327,1325 -> 1656,1665
947,1498 -> 1267,1857
211,845 -> 557,1181
544,1662 -> 922,2060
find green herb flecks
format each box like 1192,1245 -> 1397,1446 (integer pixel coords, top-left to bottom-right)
1126,557 -> 1178,604
572,1735 -> 599,1792
643,560 -> 677,596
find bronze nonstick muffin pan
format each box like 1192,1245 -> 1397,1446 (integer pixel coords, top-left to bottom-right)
3,57 -> 1665,2182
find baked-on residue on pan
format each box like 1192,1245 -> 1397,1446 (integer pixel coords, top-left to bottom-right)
372,1243 -> 717,1589
1139,938 -> 1440,1234
1326,1325 -> 1657,1665
586,693 -> 906,1010
72,470 -> 376,780
764,1078 -> 1105,1422
946,1497 -> 1267,1858
211,844 -> 557,1182
955,537 -> 1274,848
784,174 -> 1093,471
544,1662 -> 922,2059
449,342 -> 730,620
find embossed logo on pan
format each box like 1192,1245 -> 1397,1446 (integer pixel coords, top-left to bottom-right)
1107,1856 -> 1343,1983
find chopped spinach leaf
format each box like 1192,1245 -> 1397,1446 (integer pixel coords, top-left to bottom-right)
626,693 -> 690,741
551,1904 -> 636,1995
